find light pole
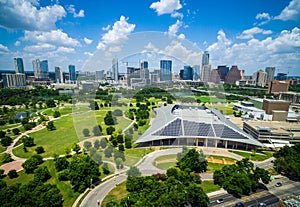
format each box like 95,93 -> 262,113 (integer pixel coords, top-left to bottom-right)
90,178 -> 93,189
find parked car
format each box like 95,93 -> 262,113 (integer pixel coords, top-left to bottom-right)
235,202 -> 245,207
216,198 -> 224,204
275,182 -> 282,187
259,202 -> 267,207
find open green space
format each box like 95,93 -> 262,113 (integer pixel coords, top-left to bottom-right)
13,115 -> 78,158
206,104 -> 234,115
3,169 -> 34,185
200,180 -> 221,193
229,150 -> 273,161
99,162 -> 115,179
0,123 -> 21,131
155,161 -> 177,170
101,181 -> 127,207
207,162 -> 228,172
0,145 -> 6,153
154,154 -> 177,162
124,148 -> 154,166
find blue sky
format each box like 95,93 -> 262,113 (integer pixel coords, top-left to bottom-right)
0,0 -> 299,75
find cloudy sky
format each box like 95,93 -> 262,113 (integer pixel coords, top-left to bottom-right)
0,0 -> 299,75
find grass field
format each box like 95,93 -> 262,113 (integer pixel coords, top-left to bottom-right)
207,162 -> 227,172
0,145 -> 6,153
13,115 -> 78,158
0,123 -> 21,131
206,104 -> 234,115
229,150 -> 273,161
3,169 -> 34,185
101,181 -> 127,207
206,155 -> 237,162
124,148 -> 154,166
200,180 -> 221,193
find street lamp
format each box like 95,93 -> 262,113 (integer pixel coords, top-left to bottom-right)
90,178 -> 93,189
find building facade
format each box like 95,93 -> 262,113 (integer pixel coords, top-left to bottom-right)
202,51 -> 209,65
55,66 -> 63,83
112,57 -> 118,82
201,64 -> 211,82
69,65 -> 76,81
32,59 -> 49,80
14,58 -> 24,74
267,80 -> 289,94
265,67 -> 275,84
253,70 -> 267,87
160,60 -> 172,82
210,69 -> 221,84
225,65 -> 243,85
3,73 -> 26,88
262,99 -> 290,115
217,65 -> 229,81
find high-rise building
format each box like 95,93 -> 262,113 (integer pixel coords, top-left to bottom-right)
192,65 -> 200,80
217,65 -> 229,81
69,65 -> 76,81
140,61 -> 150,84
112,57 -> 118,82
127,67 -> 141,87
210,69 -> 221,84
202,51 -> 209,65
32,59 -> 49,80
180,66 -> 194,80
265,67 -> 275,84
14,58 -> 24,74
160,60 -> 172,81
95,70 -> 105,81
55,66 -> 63,83
225,66 -> 243,85
201,64 -> 211,82
253,70 -> 267,87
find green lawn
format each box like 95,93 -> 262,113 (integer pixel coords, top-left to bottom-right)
207,163 -> 227,172
99,162 -> 115,179
200,180 -> 221,193
156,161 -> 177,170
206,104 -> 235,115
13,115 -> 78,158
153,154 -> 177,170
229,150 -> 273,161
0,145 -> 6,153
124,148 -> 154,166
101,181 -> 127,207
3,169 -> 34,185
0,123 -> 22,131
155,154 -> 177,162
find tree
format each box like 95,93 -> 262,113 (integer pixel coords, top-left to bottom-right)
126,166 -> 141,177
22,155 -> 44,174
117,134 -> 124,143
94,139 -> 101,149
1,136 -> 12,147
89,101 -> 99,110
55,157 -> 69,172
53,110 -> 61,118
72,143 -> 81,154
47,121 -> 56,131
35,146 -> 45,154
83,141 -> 92,150
118,144 -> 125,152
0,130 -> 6,138
93,125 -> 102,136
64,147 -> 71,157
7,170 -> 18,179
0,169 -> 4,178
34,166 -> 51,182
46,99 -> 56,108
104,111 -> 116,125
125,140 -> 132,149
115,158 -> 123,169
91,153 -> 102,165
112,109 -> 123,116
99,138 -> 107,149
106,126 -> 115,135
0,153 -> 13,164
104,146 -> 113,158
82,128 -> 90,137
177,148 -> 207,173
12,128 -> 20,135
102,163 -> 110,175
22,136 -> 34,147
65,154 -> 100,192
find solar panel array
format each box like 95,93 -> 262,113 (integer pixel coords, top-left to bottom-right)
152,119 -> 247,139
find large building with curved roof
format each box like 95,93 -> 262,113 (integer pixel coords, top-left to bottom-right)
135,104 -> 264,150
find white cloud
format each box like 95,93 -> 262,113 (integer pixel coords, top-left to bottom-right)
97,16 -> 135,51
24,29 -> 80,47
178,33 -> 185,39
102,25 -> 111,31
0,0 -> 66,31
23,43 -> 56,52
0,43 -> 9,52
150,0 -> 182,15
67,5 -> 85,18
206,28 -> 300,74
237,27 -> 272,39
171,11 -> 183,19
84,37 -> 93,44
14,41 -> 21,47
275,0 -> 300,21
57,47 -> 75,53
168,20 -> 182,35
256,12 -> 271,20
84,52 -> 94,57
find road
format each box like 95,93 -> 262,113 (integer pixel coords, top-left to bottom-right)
80,174 -> 127,207
79,147 -> 276,206
208,177 -> 300,207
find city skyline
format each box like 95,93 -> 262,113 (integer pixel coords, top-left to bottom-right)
0,0 -> 299,75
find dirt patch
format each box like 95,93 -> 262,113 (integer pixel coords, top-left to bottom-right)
0,160 -> 25,174
206,157 -> 236,165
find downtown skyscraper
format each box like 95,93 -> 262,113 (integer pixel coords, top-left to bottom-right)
14,57 -> 24,74
32,59 -> 49,80
160,60 -> 172,81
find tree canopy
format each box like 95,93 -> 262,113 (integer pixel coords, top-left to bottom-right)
177,148 -> 208,173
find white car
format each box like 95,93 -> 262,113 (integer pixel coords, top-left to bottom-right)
216,198 -> 224,204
